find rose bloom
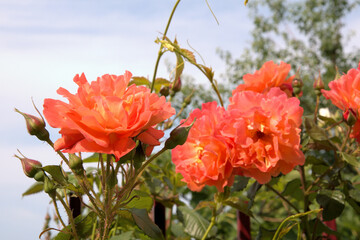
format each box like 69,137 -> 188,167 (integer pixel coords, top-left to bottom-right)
224,88 -> 304,184
321,61 -> 360,141
43,72 -> 175,160
233,61 -> 294,97
171,102 -> 235,192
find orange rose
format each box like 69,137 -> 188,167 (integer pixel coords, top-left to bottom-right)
43,72 -> 175,160
321,62 -> 360,141
171,102 -> 235,192
225,88 -> 304,184
233,61 -> 294,97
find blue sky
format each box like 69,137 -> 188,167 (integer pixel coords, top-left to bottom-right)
0,0 -> 359,239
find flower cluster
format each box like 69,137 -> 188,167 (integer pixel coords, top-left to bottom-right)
43,71 -> 175,160
321,62 -> 360,141
172,61 -> 305,191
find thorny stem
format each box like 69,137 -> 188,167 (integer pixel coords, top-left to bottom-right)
265,184 -> 300,213
46,139 -> 104,218
298,165 -> 311,239
113,147 -> 168,211
314,95 -> 320,123
151,0 -> 181,92
56,192 -> 80,240
325,119 -> 344,131
52,196 -> 67,228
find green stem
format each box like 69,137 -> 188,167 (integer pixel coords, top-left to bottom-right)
298,165 -> 311,239
201,209 -> 216,240
265,184 -> 300,213
56,193 -> 80,240
151,0 -> 181,92
314,95 -> 320,123
52,197 -> 67,228
113,147 -> 168,211
46,139 -> 104,218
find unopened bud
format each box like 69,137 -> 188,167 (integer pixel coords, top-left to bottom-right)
69,154 -> 84,174
171,77 -> 182,92
44,176 -> 56,197
182,91 -> 194,107
343,108 -> 358,126
15,154 -> 42,178
279,83 -> 293,98
313,71 -> 324,96
15,108 -> 50,141
165,119 -> 196,149
106,166 -> 118,189
160,86 -> 170,97
34,170 -> 45,182
292,76 -> 303,97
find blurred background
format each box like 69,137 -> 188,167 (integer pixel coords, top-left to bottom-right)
0,0 -> 359,239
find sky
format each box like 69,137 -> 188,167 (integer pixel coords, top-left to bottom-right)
0,0 -> 359,239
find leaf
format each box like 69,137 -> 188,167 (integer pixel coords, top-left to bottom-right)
42,165 -> 67,186
82,153 -> 103,163
199,64 -> 214,81
247,181 -> 262,208
22,182 -> 43,197
153,78 -> 171,93
130,208 -> 164,240
54,212 -> 96,240
129,76 -> 150,87
316,189 -> 345,221
177,205 -> 213,239
75,212 -> 97,238
339,152 -> 360,168
223,197 -> 253,217
232,176 -> 249,192
272,209 -> 322,240
125,190 -> 153,211
180,48 -> 196,64
304,117 -> 336,150
174,51 -> 184,83
195,201 -> 216,210
349,188 -> 360,202
109,231 -> 134,240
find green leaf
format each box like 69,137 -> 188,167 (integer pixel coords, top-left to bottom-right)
109,231 -> 134,240
180,48 -> 196,64
22,182 -> 44,197
42,165 -> 67,186
75,212 -> 97,238
195,201 -> 216,210
177,205 -> 214,239
153,78 -> 171,93
54,212 -> 96,240
223,197 -> 253,217
316,189 -> 345,221
232,176 -> 249,192
83,153 -> 101,163
174,50 -> 184,83
247,181 -> 262,208
349,188 -> 360,202
304,117 -> 328,141
129,76 -> 151,87
125,190 -> 153,211
130,208 -> 165,240
339,152 -> 360,168
272,209 -> 322,240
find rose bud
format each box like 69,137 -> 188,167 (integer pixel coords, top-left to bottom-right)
159,86 -> 170,97
44,176 -> 56,197
69,154 -> 84,175
313,71 -> 324,96
292,77 -> 303,97
171,77 -> 182,93
165,119 -> 195,149
15,154 -> 42,178
343,108 -> 358,126
15,108 -> 50,141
